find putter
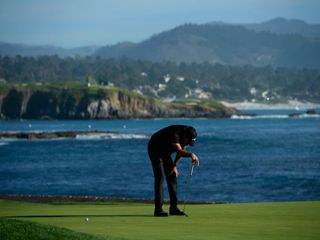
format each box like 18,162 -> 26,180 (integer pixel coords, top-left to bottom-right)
182,163 -> 196,217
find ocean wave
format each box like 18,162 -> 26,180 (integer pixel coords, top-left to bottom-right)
75,132 -> 148,140
231,115 -> 288,120
293,113 -> 320,119
0,142 -> 9,146
0,131 -> 149,141
231,114 -> 320,120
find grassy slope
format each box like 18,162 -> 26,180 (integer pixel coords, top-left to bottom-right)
0,200 -> 319,240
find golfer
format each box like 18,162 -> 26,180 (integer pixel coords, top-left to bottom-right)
148,125 -> 199,217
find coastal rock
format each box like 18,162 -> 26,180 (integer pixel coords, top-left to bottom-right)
0,131 -> 77,139
288,109 -> 320,118
0,87 -> 243,119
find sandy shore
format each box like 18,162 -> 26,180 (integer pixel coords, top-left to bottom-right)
222,100 -> 320,110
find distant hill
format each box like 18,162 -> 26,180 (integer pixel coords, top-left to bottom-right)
0,42 -> 100,58
94,23 -> 320,68
243,18 -> 320,39
1,18 -> 320,68
209,18 -> 320,39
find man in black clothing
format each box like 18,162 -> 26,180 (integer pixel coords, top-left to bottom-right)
148,125 -> 199,217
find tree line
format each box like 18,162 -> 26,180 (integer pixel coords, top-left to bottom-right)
0,55 -> 319,102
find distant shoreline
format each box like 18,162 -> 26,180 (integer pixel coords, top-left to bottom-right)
222,100 -> 320,110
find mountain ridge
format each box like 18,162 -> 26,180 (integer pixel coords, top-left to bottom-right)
208,17 -> 320,39
95,23 -> 320,68
1,18 -> 320,68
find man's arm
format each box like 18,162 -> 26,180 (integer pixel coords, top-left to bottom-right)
173,143 -> 199,163
173,145 -> 185,165
171,143 -> 199,177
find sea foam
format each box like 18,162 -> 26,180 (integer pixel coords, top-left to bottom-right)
75,132 -> 148,140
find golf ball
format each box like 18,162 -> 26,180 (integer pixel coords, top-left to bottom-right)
85,217 -> 89,222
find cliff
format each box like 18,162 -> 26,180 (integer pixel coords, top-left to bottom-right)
0,84 -> 242,119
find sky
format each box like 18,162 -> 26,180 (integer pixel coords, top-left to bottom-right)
1,0 -> 320,48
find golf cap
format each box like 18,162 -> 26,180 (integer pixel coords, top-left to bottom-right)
186,126 -> 197,146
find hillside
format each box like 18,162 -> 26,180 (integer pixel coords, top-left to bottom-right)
1,18 -> 319,68
94,23 -> 320,68
0,84 -> 240,119
243,18 -> 320,39
1,56 -> 319,103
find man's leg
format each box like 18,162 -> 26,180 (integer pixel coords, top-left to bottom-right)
162,157 -> 178,209
163,156 -> 185,216
149,152 -> 167,216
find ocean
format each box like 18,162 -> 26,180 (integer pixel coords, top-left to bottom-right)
0,109 -> 319,203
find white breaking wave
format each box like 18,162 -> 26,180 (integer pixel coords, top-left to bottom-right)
75,132 -> 148,140
231,115 -> 288,120
231,114 -> 320,120
0,131 -> 149,141
0,142 -> 9,146
222,100 -> 320,110
296,113 -> 320,119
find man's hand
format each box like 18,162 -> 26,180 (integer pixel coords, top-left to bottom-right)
191,153 -> 200,166
171,166 -> 179,177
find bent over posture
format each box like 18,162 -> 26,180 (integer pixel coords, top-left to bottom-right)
148,125 -> 199,217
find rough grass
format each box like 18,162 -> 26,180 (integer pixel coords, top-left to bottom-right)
1,200 -> 319,240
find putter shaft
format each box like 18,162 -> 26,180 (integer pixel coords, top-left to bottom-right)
183,164 -> 196,216
190,164 -> 195,176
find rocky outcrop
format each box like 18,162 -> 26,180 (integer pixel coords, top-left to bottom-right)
0,87 -> 242,119
288,109 -> 320,118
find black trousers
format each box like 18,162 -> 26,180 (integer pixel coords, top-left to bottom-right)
148,150 -> 177,211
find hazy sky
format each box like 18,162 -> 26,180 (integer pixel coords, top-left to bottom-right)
1,0 -> 320,48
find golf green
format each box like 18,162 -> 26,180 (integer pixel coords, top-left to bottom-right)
1,200 -> 319,240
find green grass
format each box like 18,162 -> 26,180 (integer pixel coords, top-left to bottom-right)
0,218 -> 113,240
1,200 -> 320,240
0,82 -> 152,102
172,99 -> 226,110
199,100 -> 225,109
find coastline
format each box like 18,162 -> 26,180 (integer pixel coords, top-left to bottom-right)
221,100 -> 320,110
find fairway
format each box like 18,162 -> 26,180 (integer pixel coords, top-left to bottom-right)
1,200 -> 320,240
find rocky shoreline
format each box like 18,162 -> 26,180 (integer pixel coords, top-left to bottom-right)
0,87 -> 243,120
288,109 -> 320,117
